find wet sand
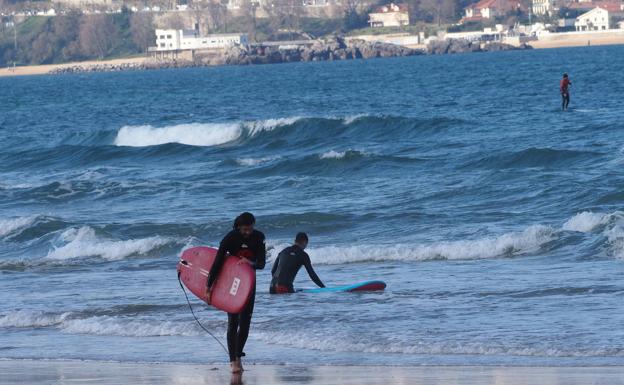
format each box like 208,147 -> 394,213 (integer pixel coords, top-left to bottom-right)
2,360 -> 624,385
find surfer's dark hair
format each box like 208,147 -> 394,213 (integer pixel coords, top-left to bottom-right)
295,232 -> 308,243
234,212 -> 255,229
563,73 -> 568,78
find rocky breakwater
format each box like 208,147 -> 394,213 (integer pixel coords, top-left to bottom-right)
48,59 -> 196,74
427,39 -> 532,54
199,35 -> 423,66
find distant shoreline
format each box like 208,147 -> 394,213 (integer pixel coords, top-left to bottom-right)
2,36 -> 623,78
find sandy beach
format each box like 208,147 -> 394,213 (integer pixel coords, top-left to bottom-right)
2,360 -> 624,385
0,57 -> 146,77
529,30 -> 624,49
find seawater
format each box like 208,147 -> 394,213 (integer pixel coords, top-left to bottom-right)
1,45 -> 624,365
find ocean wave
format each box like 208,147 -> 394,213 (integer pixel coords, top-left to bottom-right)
45,226 -> 175,261
561,211 -> 624,259
110,114 -> 466,149
306,225 -> 556,264
0,216 -> 39,238
465,147 -> 599,169
113,117 -> 301,147
605,224 -> 624,260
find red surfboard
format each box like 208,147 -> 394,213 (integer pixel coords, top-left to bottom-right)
177,246 -> 255,314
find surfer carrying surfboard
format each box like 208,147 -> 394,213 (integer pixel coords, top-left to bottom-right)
269,232 -> 325,294
205,212 -> 266,373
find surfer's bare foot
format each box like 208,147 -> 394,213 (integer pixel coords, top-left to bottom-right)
230,361 -> 242,374
236,358 -> 244,372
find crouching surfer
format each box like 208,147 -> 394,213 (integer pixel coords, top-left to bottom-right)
269,232 -> 325,294
206,212 -> 266,373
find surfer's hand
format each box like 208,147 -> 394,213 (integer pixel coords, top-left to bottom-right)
205,287 -> 213,304
237,258 -> 253,266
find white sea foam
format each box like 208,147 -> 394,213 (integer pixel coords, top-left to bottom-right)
561,211 -> 624,258
114,118 -> 301,147
253,330 -> 623,357
114,123 -> 242,147
605,224 -> 624,260
0,310 -> 204,337
305,225 -> 556,264
0,215 -> 38,238
0,310 -> 71,328
320,150 -> 347,159
562,211 -> 611,233
60,316 -> 201,337
236,156 -> 280,166
342,114 -> 367,125
246,117 -> 300,135
46,226 -> 171,261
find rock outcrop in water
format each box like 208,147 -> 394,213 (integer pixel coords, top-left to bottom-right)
49,35 -> 531,75
197,35 -> 422,66
426,39 -> 532,55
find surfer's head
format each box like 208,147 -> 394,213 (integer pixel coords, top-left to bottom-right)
563,73 -> 568,78
295,232 -> 309,249
234,212 -> 255,237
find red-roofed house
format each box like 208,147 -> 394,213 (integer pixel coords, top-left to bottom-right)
567,1 -> 624,13
368,3 -> 410,28
462,0 -> 522,22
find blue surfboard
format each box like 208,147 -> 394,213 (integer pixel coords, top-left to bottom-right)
300,280 -> 386,293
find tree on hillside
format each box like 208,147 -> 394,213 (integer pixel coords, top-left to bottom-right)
341,0 -> 369,31
241,0 -> 259,41
130,12 -> 155,52
53,10 -> 82,61
419,0 -> 457,25
30,30 -> 55,64
79,14 -> 117,59
263,0 -> 302,37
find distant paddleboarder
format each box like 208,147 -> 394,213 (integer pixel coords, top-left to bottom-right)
206,212 -> 266,373
560,73 -> 571,111
270,232 -> 325,293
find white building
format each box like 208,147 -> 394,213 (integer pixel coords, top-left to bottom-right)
154,29 -> 249,51
368,3 -> 410,28
575,7 -> 610,31
532,0 -> 560,16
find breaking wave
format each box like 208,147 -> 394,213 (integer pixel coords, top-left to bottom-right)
562,211 -> 623,233
0,216 -> 39,238
114,117 -> 301,147
306,225 -> 557,264
45,226 -> 175,261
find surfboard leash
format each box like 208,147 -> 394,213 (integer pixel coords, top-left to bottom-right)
177,273 -> 229,356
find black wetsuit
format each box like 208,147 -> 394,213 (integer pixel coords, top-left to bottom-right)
269,245 -> 324,293
207,229 -> 266,362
